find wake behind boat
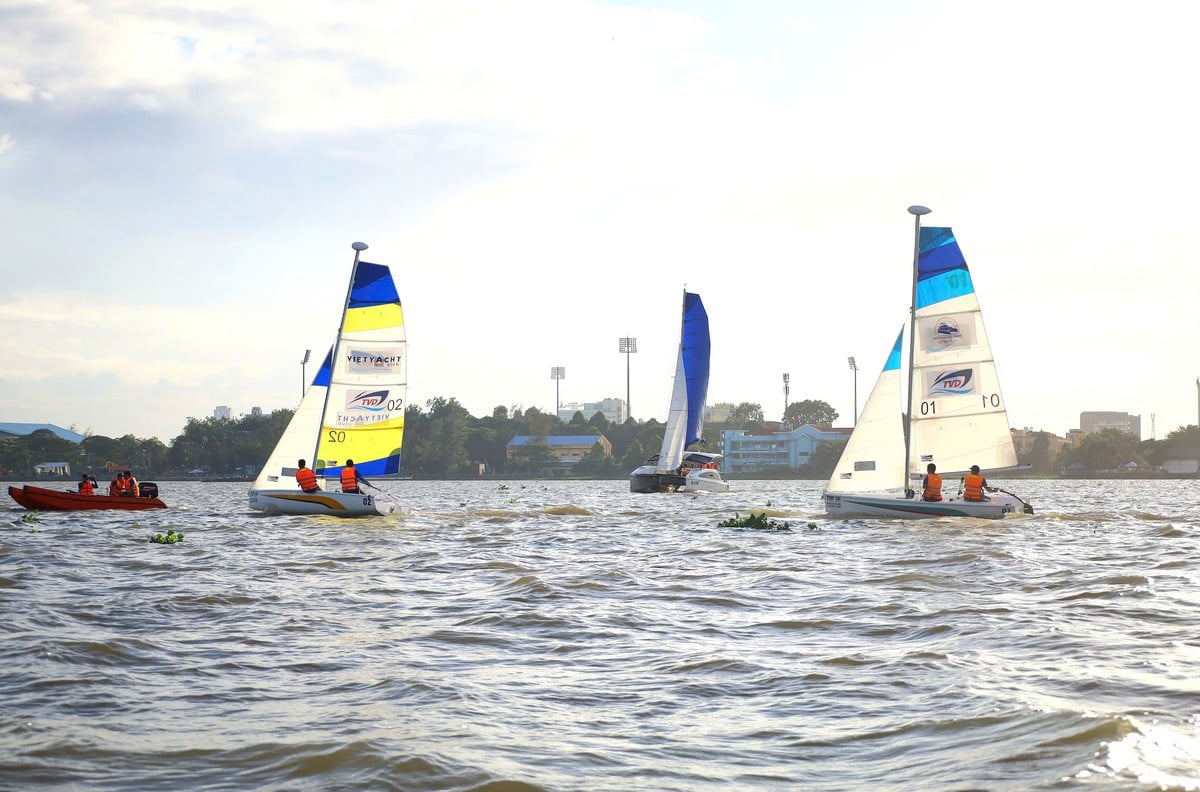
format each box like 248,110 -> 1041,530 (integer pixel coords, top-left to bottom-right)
9,483 -> 166,511
248,242 -> 405,518
629,290 -> 729,494
822,206 -> 1033,519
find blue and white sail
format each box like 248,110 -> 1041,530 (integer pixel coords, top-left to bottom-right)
655,291 -> 711,469
907,227 -> 1017,479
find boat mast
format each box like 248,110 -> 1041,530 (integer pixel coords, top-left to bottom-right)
309,241 -> 368,474
902,206 -> 930,493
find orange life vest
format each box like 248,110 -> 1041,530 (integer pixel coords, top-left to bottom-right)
922,473 -> 942,501
79,480 -> 95,495
340,466 -> 359,493
963,474 -> 985,501
296,467 -> 318,492
125,476 -> 140,497
109,479 -> 121,496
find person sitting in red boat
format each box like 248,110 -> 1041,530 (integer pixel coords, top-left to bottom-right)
78,474 -> 96,495
109,473 -> 123,496
121,470 -> 140,497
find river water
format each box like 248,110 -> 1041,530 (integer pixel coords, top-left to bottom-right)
3,478 -> 1199,791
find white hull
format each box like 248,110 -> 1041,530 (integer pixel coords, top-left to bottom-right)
822,489 -> 1028,519
682,468 -> 729,493
248,488 -> 395,517
629,465 -> 729,494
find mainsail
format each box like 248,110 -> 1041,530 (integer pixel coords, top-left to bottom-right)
314,261 -> 406,478
906,227 -> 1017,478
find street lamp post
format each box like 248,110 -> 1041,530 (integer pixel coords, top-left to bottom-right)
551,366 -> 565,418
619,337 -> 637,421
847,356 -> 858,426
300,349 -> 312,399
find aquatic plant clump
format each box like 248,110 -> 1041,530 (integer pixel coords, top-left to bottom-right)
148,530 -> 184,544
717,512 -> 792,531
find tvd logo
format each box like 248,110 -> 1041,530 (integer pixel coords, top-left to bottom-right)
346,390 -> 389,412
929,369 -> 974,395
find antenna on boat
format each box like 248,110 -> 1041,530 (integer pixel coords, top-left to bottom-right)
902,205 -> 930,495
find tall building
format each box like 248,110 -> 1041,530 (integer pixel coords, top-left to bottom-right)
214,405 -> 232,420
1079,411 -> 1141,439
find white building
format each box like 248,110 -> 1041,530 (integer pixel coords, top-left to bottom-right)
214,405 -> 232,420
558,398 -> 628,425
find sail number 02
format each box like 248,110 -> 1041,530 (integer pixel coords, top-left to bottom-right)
920,394 -> 1001,415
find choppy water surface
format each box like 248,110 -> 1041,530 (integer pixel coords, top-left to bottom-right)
3,478 -> 1200,790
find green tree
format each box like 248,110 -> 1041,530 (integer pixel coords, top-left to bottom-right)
726,402 -> 765,430
620,439 -> 647,470
808,440 -> 846,477
784,399 -> 839,428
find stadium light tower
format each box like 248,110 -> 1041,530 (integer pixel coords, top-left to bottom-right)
301,349 -> 312,398
847,356 -> 859,426
551,366 -> 565,416
619,337 -> 637,420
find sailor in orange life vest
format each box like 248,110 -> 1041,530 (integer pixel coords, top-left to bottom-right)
109,473 -> 123,496
961,465 -> 992,502
295,459 -> 320,493
122,469 -> 140,497
340,459 -> 371,494
921,463 -> 942,502
78,474 -> 96,495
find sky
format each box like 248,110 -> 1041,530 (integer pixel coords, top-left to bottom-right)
2,0 -> 1198,444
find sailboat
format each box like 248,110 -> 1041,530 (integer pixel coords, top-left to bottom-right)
248,242 -> 405,517
822,206 -> 1034,519
629,290 -> 729,494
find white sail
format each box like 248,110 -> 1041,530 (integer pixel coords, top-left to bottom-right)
251,349 -> 331,490
825,328 -> 906,494
657,347 -> 690,468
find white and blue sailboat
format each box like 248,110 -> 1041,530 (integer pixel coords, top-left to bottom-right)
629,290 -> 728,494
822,206 -> 1033,519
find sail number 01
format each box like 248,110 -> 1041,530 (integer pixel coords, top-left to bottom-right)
920,394 -> 1001,415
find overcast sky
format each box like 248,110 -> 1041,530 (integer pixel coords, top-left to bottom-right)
2,0 -> 1198,444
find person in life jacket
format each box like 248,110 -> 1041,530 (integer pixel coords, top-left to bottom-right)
123,470 -> 140,497
109,473 -> 123,496
962,465 -> 990,501
295,459 -> 320,493
921,463 -> 942,501
78,474 -> 96,495
340,459 -> 370,494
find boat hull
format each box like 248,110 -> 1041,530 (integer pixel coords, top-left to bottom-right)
248,488 -> 395,517
630,467 -> 729,494
8,485 -> 167,511
822,490 -> 1028,519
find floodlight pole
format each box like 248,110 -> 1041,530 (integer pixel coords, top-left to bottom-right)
619,337 -> 637,420
847,356 -> 859,426
301,348 -> 312,399
551,366 -> 565,417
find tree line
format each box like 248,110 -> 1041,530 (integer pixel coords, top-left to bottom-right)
2,399 -> 1196,480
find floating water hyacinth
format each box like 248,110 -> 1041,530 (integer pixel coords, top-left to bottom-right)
148,530 -> 184,544
717,512 -> 792,531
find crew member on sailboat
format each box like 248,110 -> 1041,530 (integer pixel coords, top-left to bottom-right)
340,459 -> 370,494
296,460 -> 320,493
